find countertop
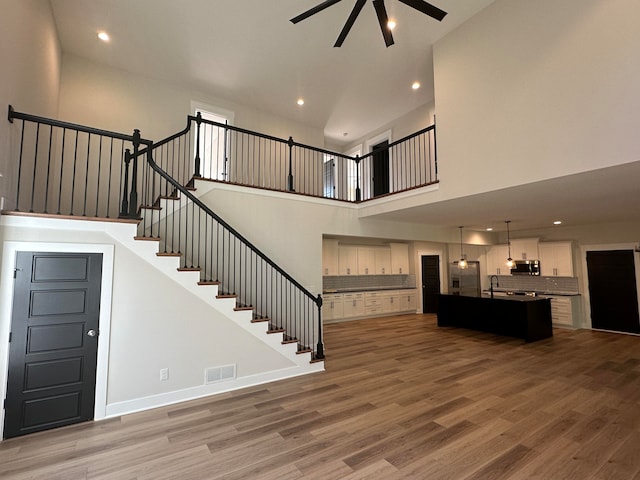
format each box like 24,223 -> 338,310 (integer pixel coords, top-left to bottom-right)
323,287 -> 417,294
482,289 -> 580,297
480,293 -> 549,302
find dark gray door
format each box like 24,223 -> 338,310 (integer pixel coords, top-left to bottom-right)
372,140 -> 389,197
4,252 -> 102,439
587,250 -> 640,334
422,255 -> 440,313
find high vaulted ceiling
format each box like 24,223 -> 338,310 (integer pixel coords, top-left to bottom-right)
49,0 -> 495,145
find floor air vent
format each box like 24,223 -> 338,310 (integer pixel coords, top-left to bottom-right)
205,364 -> 236,384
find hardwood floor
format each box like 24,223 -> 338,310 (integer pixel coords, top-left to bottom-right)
3,314 -> 640,479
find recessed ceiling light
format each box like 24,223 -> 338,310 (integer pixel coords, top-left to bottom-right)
97,31 -> 110,42
486,227 -> 493,231
412,82 -> 420,90
297,98 -> 304,106
553,220 -> 562,225
387,20 -> 397,31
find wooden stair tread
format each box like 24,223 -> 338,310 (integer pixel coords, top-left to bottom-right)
251,317 -> 270,323
198,280 -> 220,286
267,328 -> 285,334
157,252 -> 181,257
177,267 -> 201,272
134,236 -> 160,242
217,294 -> 237,299
234,306 -> 254,312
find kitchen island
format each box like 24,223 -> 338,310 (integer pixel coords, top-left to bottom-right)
437,294 -> 553,342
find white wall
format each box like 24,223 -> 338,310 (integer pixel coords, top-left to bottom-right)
0,217 -> 300,427
0,0 -> 61,208
433,0 -> 640,200
58,54 -> 325,147
196,182 -> 455,296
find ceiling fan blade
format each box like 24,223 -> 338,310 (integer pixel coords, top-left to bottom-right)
334,0 -> 367,47
373,0 -> 394,47
397,0 -> 447,21
290,0 -> 344,24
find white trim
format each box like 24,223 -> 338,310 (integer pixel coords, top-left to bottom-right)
105,363 -> 323,418
579,242 -> 640,330
0,241 -> 114,440
190,100 -> 235,125
365,130 -> 393,152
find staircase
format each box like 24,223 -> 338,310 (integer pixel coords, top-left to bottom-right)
4,106 -> 326,417
135,177 -> 322,364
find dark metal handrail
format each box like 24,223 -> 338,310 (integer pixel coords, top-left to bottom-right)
133,125 -> 326,359
164,113 -> 437,203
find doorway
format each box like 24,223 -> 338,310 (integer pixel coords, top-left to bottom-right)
372,140 -> 390,197
421,255 -> 441,313
586,250 -> 640,334
4,252 -> 103,439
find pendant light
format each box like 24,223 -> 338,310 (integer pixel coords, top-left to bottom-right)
505,220 -> 514,268
458,226 -> 468,269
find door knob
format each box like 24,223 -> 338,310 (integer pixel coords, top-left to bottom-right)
87,329 -> 98,337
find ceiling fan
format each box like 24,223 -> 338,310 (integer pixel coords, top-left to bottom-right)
290,0 -> 447,48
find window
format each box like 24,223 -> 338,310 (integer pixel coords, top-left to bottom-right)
191,102 -> 234,181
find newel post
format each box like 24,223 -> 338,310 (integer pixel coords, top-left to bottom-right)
315,294 -> 325,360
128,129 -> 141,218
119,148 -> 131,217
194,112 -> 202,178
355,155 -> 361,202
287,136 -> 295,192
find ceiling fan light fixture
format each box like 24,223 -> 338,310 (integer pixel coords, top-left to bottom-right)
291,0 -> 447,48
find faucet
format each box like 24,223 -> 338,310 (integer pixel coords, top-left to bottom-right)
490,275 -> 499,299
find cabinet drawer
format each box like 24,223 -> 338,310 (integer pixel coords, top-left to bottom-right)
365,298 -> 384,307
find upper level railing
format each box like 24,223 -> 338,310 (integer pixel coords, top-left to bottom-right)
187,113 -> 437,202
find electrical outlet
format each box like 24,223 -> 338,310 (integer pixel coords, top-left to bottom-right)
159,368 -> 169,381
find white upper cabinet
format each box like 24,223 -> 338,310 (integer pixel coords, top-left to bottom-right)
322,239 -> 339,276
357,247 -> 375,275
539,242 -> 574,277
374,248 -> 391,274
487,245 -> 510,275
338,245 -> 358,275
390,243 -> 410,274
509,238 -> 539,261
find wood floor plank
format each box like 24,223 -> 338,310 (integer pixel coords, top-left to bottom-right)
3,314 -> 640,479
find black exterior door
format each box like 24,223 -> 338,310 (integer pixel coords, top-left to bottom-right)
4,252 -> 103,439
587,250 -> 640,334
422,255 -> 441,313
372,140 -> 389,197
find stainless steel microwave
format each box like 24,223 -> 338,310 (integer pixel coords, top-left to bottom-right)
511,260 -> 540,275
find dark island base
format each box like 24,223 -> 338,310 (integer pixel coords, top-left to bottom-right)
437,294 -> 553,342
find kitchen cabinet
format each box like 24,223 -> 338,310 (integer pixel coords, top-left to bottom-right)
487,245 -> 510,275
448,243 -> 485,263
374,248 -> 391,274
509,238 -> 539,261
338,245 -> 358,275
322,293 -> 343,321
357,247 -> 375,275
539,242 -> 574,277
322,239 -> 339,276
399,291 -> 417,312
342,293 -> 365,318
390,243 -> 410,274
545,295 -> 581,327
365,291 -> 385,315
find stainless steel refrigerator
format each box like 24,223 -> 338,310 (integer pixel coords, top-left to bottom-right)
449,261 -> 481,297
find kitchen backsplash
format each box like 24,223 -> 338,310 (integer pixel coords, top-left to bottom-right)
491,275 -> 579,294
323,274 -> 417,292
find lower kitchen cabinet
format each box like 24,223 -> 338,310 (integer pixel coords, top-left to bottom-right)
322,294 -> 343,321
342,293 -> 365,318
323,289 -> 417,322
546,295 -> 581,327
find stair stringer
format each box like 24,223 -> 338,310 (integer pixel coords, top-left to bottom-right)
107,222 -> 322,370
